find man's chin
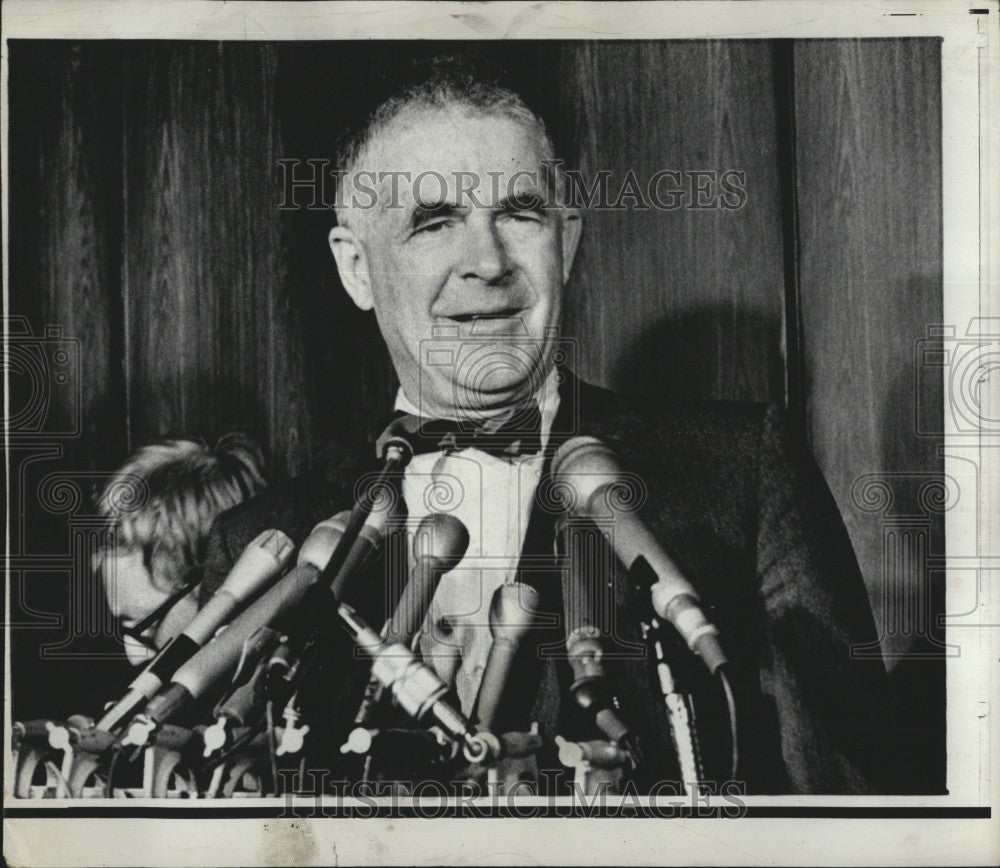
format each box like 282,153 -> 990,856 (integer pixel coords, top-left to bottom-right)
435,377 -> 540,419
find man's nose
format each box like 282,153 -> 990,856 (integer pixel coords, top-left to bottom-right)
458,218 -> 512,285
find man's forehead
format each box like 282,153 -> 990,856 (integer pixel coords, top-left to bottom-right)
360,105 -> 553,196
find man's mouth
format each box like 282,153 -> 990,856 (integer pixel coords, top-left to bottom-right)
446,307 -> 524,323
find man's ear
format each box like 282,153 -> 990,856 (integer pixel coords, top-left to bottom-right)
328,225 -> 374,311
560,208 -> 583,284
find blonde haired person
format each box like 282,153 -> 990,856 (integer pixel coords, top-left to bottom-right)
94,433 -> 267,664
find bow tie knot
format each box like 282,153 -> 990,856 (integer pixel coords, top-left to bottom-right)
380,402 -> 544,460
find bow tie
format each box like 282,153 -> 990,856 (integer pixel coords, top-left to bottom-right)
381,402 -> 544,460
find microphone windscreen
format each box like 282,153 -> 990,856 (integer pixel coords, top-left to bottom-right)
168,516 -> 348,702
413,512 -> 470,571
551,436 -> 621,516
385,513 -> 469,646
171,563 -> 322,701
299,511 -> 350,569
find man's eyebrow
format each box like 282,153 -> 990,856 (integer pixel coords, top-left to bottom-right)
409,200 -> 461,229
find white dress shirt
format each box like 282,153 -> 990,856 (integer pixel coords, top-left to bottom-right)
394,369 -> 560,715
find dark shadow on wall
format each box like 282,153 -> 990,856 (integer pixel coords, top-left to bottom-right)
875,354 -> 947,794
609,306 -> 785,404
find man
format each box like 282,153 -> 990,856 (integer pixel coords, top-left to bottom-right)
96,433 -> 268,664
202,58 -> 890,794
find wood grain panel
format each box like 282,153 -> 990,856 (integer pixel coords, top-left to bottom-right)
273,41 -> 401,447
7,42 -> 131,719
794,39 -> 944,790
123,43 -> 315,478
556,41 -> 786,403
8,43 -> 127,469
794,39 -> 943,651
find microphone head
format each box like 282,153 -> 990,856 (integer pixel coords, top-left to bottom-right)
413,513 -> 470,569
488,582 -> 541,641
252,528 -> 295,566
550,436 -> 622,516
218,528 -> 295,592
298,511 -> 349,569
384,513 -> 468,647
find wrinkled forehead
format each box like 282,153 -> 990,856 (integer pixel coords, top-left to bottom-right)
342,104 -> 558,224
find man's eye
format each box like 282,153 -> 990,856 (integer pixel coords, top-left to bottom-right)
413,219 -> 452,236
501,210 -> 543,225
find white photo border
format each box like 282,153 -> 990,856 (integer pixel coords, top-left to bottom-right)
2,2 -> 997,866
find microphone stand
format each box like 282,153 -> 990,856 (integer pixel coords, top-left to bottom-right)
337,602 -> 496,766
641,619 -> 705,796
12,719 -> 74,798
555,735 -> 631,795
142,723 -> 203,798
484,726 -> 544,796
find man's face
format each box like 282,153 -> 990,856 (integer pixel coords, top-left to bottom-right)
101,548 -> 198,665
331,105 -> 581,418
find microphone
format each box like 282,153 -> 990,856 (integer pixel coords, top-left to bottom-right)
321,417 -> 413,591
385,513 -> 469,647
338,602 -> 492,764
557,515 -> 636,757
551,436 -> 727,674
471,583 -> 541,733
122,507 -> 387,746
201,634 -> 290,758
352,512 -> 469,728
96,528 -> 295,732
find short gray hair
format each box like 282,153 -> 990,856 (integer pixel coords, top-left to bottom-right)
94,433 -> 268,592
335,55 -> 556,223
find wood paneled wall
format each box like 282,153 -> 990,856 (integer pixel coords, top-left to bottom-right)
8,39 -> 942,667
9,43 -> 127,470
121,43 -> 316,477
559,41 -> 786,403
793,39 -> 944,659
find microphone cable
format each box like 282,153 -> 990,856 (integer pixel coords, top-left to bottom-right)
716,664 -> 739,780
265,698 -> 279,798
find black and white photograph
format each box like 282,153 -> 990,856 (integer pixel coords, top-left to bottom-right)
3,1 -> 997,865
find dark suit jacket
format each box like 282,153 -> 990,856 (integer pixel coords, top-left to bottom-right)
201,372 -> 891,794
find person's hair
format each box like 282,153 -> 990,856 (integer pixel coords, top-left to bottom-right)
335,54 -> 557,220
93,433 -> 268,593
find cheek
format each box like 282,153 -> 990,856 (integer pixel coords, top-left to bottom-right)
513,231 -> 564,287
102,556 -> 166,619
372,254 -> 447,333
521,248 -> 564,318
123,634 -> 156,666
